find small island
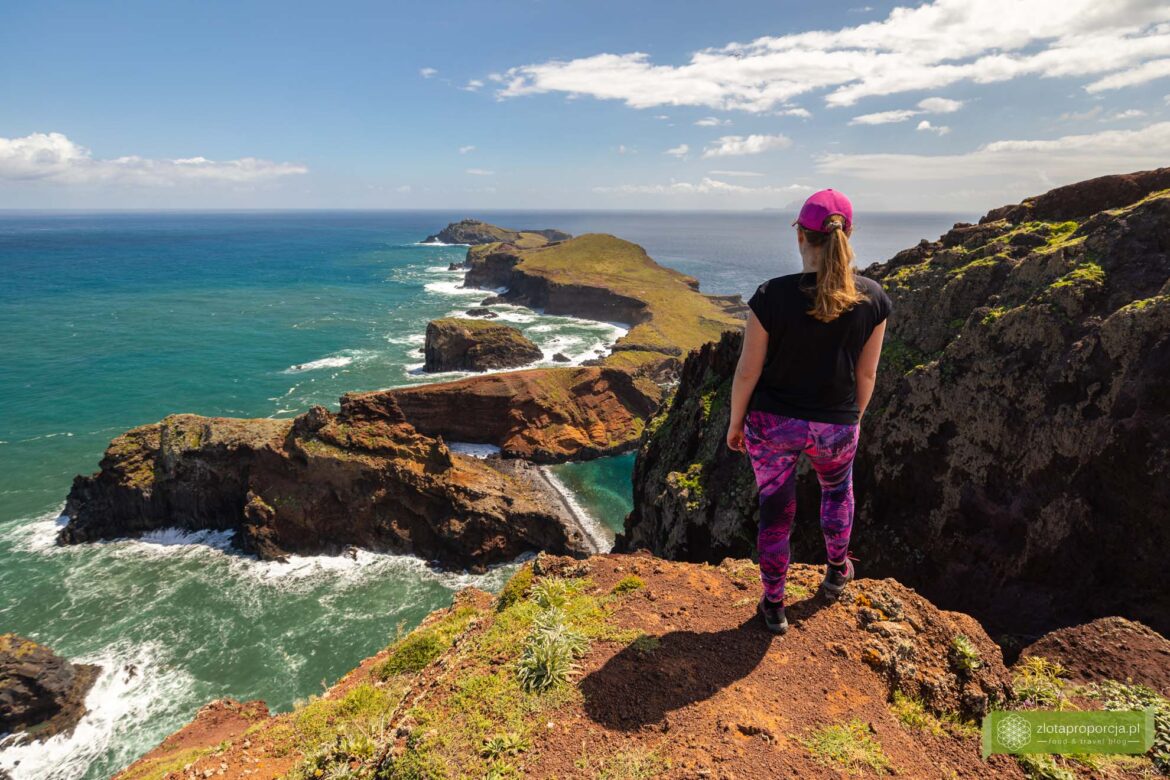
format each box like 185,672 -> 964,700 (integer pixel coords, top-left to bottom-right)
424,317 -> 543,372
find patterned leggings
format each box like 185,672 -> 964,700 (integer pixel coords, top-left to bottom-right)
743,409 -> 860,603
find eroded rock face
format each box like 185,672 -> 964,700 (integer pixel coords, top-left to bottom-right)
619,168 -> 1170,637
0,634 -> 99,743
380,365 -> 665,463
422,219 -> 570,246
424,318 -> 543,372
58,395 -> 591,571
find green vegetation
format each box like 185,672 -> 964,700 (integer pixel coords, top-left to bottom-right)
1015,753 -> 1078,780
1050,261 -> 1105,289
373,605 -> 479,679
496,566 -> 534,612
629,633 -> 660,655
949,634 -> 982,674
507,234 -> 743,356
1120,294 -> 1168,313
800,719 -> 892,775
575,744 -> 671,779
611,574 -> 646,594
515,605 -> 589,693
981,305 -> 1011,325
881,335 -> 932,376
118,746 -> 216,780
889,691 -> 978,739
1086,679 -> 1170,772
884,260 -> 933,287
1011,656 -> 1069,709
947,255 -> 1003,277
673,463 -> 705,509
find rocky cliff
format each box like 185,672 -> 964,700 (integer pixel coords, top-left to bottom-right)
0,634 -> 99,744
114,552 -> 1046,780
618,168 -> 1170,638
423,317 -> 543,372
422,219 -> 570,246
58,394 -> 592,570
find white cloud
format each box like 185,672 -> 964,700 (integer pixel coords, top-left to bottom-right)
461,79 -> 485,92
1109,108 -> 1148,120
665,143 -> 690,158
695,116 -> 731,126
850,109 -> 920,125
594,177 -> 811,196
916,120 -> 951,135
708,169 -> 765,177
817,121 -> 1170,183
617,144 -> 636,155
776,106 -> 812,118
654,114 -> 670,120
465,168 -> 494,176
1085,57 -> 1170,93
420,67 -> 438,79
916,97 -> 964,113
458,145 -> 476,154
701,134 -> 791,158
1060,105 -> 1104,121
396,184 -> 412,193
0,132 -> 307,186
492,1 -> 1170,112
850,96 -> 964,125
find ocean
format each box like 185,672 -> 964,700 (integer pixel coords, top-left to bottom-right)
0,209 -> 968,778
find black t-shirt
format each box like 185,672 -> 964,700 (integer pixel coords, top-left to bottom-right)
747,271 -> 892,424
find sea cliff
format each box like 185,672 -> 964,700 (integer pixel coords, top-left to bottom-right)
618,167 -> 1170,638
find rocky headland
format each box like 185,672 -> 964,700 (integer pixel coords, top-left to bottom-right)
423,317 -> 543,372
617,167 -> 1170,638
114,552 -> 1170,779
58,395 -> 592,570
0,634 -> 99,744
422,219 -> 570,247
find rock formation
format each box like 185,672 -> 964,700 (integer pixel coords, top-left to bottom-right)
1017,617 -> 1170,695
115,552 -> 1036,780
422,219 -> 570,246
0,634 -> 99,743
619,168 -> 1170,637
376,364 -> 664,463
423,317 -> 543,372
58,395 -> 592,570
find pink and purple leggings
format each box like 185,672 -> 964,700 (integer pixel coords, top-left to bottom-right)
743,409 -> 860,603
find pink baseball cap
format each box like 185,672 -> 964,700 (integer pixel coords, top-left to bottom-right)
793,188 -> 853,232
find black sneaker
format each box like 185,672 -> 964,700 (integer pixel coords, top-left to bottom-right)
757,596 -> 789,634
819,557 -> 855,600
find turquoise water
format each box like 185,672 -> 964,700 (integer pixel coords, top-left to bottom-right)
0,210 -> 964,778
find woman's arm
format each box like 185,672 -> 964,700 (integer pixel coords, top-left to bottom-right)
726,312 -> 769,452
855,320 -> 887,420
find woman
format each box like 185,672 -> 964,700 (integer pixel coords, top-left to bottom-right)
726,189 -> 891,635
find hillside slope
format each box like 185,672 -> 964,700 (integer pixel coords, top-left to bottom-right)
117,552 -> 1032,780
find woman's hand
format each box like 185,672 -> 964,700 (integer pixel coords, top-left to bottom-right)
727,421 -> 747,453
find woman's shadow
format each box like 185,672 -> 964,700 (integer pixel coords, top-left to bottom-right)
580,596 -> 831,730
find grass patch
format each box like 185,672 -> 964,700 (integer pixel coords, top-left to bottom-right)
801,719 -> 891,775
373,605 -> 479,679
889,691 -> 978,738
496,565 -> 534,612
1085,679 -> 1170,773
575,743 -> 671,779
672,463 -> 705,510
118,746 -> 215,780
1050,261 -> 1104,289
629,633 -> 661,655
611,575 -> 646,594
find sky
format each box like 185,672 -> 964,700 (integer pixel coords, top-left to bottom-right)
2,0 -> 1169,212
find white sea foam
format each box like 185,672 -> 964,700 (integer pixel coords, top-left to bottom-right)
410,241 -> 469,247
385,333 -> 425,346
539,466 -> 614,554
283,349 -> 377,374
0,641 -> 197,780
424,280 -> 491,297
447,442 -> 502,458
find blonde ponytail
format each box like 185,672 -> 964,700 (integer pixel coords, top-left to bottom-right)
801,215 -> 866,322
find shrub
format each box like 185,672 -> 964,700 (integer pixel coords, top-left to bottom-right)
1012,656 -> 1069,709
611,575 -> 645,594
1086,679 -> 1170,773
515,606 -> 587,693
801,719 -> 891,775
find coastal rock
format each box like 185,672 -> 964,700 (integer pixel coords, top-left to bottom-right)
59,397 -> 592,571
376,365 -> 665,463
552,351 -> 570,362
463,306 -> 497,319
422,219 -> 570,246
423,317 -> 543,372
462,234 -> 745,382
619,167 -> 1170,637
0,634 -> 99,743
119,555 -> 1023,779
